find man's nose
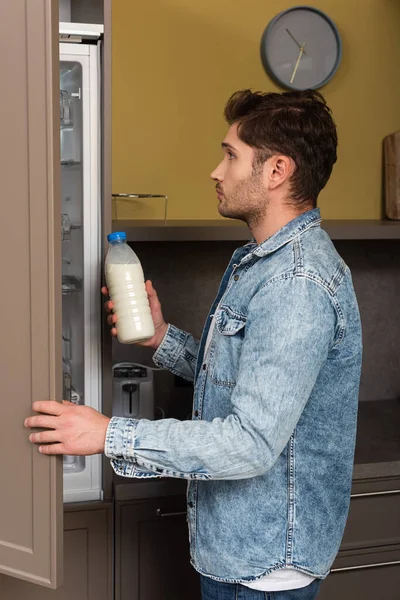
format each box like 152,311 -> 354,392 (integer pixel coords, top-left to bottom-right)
211,161 -> 224,182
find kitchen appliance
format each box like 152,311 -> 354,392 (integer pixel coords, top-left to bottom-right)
112,363 -> 155,420
60,23 -> 104,502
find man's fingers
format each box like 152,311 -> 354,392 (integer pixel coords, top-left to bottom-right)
107,314 -> 117,326
104,300 -> 114,313
29,430 -> 60,444
146,280 -> 160,307
24,415 -> 58,429
38,443 -> 65,455
111,327 -> 117,337
30,400 -> 63,417
101,286 -> 109,296
145,280 -> 155,296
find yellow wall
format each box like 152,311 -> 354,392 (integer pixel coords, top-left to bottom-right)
112,0 -> 400,221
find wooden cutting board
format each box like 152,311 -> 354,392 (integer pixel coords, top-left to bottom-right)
384,131 -> 400,220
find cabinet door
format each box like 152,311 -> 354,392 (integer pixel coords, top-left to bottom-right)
112,2 -> 219,223
116,496 -> 201,600
0,0 -> 63,589
0,505 -> 113,600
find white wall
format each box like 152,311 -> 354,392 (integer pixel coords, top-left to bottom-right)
59,0 -> 71,22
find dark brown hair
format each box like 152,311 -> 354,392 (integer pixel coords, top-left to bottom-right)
224,89 -> 337,208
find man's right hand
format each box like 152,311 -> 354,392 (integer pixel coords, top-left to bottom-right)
101,280 -> 168,350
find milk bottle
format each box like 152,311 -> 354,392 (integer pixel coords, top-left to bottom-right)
105,232 -> 155,343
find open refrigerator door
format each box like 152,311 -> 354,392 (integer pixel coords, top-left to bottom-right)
60,27 -> 103,502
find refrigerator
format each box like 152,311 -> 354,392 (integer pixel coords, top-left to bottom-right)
59,23 -> 104,502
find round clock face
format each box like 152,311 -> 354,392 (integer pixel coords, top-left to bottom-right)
260,7 -> 342,90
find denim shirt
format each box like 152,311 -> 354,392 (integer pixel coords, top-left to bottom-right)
105,208 -> 362,582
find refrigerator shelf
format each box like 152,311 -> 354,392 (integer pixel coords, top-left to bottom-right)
61,159 -> 81,166
62,275 -> 82,295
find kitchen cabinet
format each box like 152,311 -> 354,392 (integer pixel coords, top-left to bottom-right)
115,495 -> 201,600
340,488 -> 400,552
112,0 -> 224,223
0,0 -> 63,587
317,391 -> 400,600
0,0 -> 113,591
318,477 -> 400,599
320,561 -> 400,599
113,483 -> 400,600
0,504 -> 113,600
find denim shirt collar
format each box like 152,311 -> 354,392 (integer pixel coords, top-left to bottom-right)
243,208 -> 322,262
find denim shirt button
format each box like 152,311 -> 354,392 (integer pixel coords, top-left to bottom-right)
194,410 -> 199,417
188,501 -> 194,508
202,363 -> 207,370
234,275 -> 239,281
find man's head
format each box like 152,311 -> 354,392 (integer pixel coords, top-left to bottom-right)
211,89 -> 337,225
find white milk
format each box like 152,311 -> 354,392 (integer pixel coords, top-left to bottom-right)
105,263 -> 155,343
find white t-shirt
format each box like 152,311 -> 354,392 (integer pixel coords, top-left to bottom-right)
203,313 -> 316,592
243,570 -> 315,592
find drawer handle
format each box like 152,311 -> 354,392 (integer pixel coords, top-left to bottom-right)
332,559 -> 400,573
156,509 -> 186,518
351,489 -> 400,499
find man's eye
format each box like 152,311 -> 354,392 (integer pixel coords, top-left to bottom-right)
227,151 -> 235,160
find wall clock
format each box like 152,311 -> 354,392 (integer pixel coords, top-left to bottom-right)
260,6 -> 342,90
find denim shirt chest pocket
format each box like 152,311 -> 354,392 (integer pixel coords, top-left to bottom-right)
209,305 -> 247,388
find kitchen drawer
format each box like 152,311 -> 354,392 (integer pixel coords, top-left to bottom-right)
340,490 -> 400,551
320,550 -> 400,600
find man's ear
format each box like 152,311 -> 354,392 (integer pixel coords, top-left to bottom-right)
265,155 -> 295,190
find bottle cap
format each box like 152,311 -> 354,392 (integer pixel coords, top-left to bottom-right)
107,232 -> 127,243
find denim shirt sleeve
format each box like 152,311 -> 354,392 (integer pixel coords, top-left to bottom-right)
105,276 -> 337,480
152,323 -> 200,383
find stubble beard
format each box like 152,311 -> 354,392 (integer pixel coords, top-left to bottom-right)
217,168 -> 269,229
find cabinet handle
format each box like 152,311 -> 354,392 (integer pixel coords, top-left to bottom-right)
351,489 -> 400,499
331,559 -> 400,573
156,509 -> 186,518
112,193 -> 168,199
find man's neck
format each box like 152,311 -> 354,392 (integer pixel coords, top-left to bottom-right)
249,204 -> 311,245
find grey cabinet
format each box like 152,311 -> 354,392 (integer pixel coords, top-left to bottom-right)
0,503 -> 112,600
320,562 -> 400,599
341,488 -> 400,552
116,495 -> 201,600
319,480 -> 400,599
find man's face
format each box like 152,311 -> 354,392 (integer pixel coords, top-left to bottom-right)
210,123 -> 268,224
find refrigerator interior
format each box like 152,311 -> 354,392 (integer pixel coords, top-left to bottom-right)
60,40 -> 102,502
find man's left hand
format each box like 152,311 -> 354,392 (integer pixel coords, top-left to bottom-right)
24,401 -> 111,456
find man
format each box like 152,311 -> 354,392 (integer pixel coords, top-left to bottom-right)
26,89 -> 362,600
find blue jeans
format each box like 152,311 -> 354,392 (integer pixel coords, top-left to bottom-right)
200,576 -> 322,600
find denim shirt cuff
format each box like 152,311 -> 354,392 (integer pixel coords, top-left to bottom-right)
153,323 -> 189,370
105,416 -> 160,479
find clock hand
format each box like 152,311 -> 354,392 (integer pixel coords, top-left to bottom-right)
290,44 -> 306,84
286,28 -> 307,55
